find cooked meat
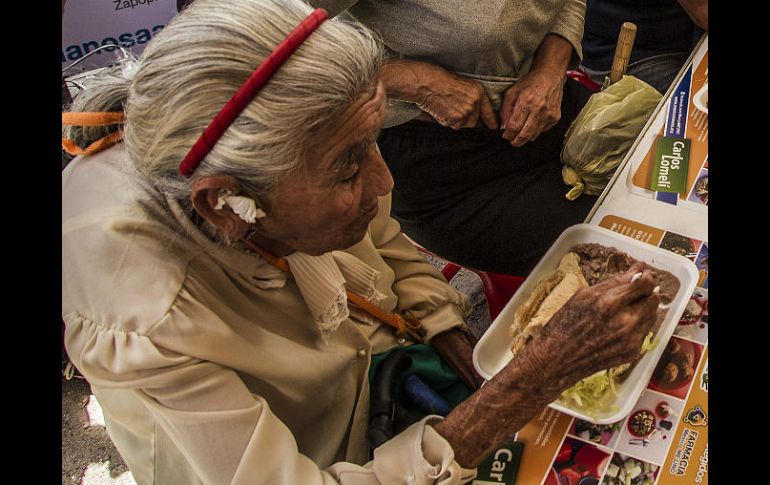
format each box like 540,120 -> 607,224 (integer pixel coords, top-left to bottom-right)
682,364 -> 695,382
661,362 -> 679,384
672,350 -> 690,367
571,243 -> 680,306
668,339 -> 681,354
606,252 -> 636,275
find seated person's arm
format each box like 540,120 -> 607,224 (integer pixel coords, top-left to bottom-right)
500,33 -> 574,146
311,0 -> 497,130
549,0 -> 586,70
500,0 -> 585,146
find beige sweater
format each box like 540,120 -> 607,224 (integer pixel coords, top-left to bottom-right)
311,0 -> 586,126
62,144 -> 474,484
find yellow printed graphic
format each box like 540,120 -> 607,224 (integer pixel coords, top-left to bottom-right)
658,346 -> 708,484
514,408 -> 573,484
598,215 -> 665,246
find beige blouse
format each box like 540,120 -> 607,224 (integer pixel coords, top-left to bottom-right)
62,144 -> 475,484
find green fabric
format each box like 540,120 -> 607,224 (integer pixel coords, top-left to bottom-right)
369,344 -> 472,409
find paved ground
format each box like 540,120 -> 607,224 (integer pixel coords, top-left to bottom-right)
61,257 -> 493,484
61,376 -> 134,484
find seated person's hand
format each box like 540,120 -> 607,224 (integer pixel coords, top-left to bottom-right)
499,68 -> 564,147
414,65 -> 498,130
383,59 -> 498,130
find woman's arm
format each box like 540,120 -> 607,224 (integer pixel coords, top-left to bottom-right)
435,265 -> 660,467
364,193 -> 483,388
142,362 -> 475,483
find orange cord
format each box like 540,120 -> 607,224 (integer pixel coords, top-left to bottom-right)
239,237 -> 293,274
62,131 -> 123,156
345,291 -> 424,342
62,112 -> 125,126
61,111 -> 126,156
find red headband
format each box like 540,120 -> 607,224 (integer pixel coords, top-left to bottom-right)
178,8 -> 329,177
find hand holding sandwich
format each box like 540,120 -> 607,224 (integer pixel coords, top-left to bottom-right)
433,263 -> 660,468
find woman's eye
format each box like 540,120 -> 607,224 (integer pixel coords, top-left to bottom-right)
340,169 -> 359,184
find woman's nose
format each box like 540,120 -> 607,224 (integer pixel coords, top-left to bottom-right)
367,144 -> 394,196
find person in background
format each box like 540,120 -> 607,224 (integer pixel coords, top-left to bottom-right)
62,0 -> 661,482
309,0 -> 598,277
580,0 -> 708,95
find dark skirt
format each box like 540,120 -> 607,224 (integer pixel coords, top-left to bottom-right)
378,79 -> 597,276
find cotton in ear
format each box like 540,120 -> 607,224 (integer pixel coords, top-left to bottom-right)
215,190 -> 266,223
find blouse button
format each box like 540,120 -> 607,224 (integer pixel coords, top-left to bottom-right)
357,348 -> 367,358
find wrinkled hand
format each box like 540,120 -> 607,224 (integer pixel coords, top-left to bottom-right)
528,262 -> 661,390
413,65 -> 498,130
433,263 -> 660,468
499,68 -> 564,147
431,327 -> 485,390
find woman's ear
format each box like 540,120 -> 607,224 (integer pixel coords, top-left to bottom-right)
190,175 -> 255,240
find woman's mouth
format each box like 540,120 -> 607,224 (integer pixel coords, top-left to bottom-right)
360,202 -> 379,221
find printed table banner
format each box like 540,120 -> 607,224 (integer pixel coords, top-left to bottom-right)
62,0 -> 182,73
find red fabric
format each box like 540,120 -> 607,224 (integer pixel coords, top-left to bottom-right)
477,272 -> 525,320
566,69 -> 603,93
440,262 -> 462,281
416,246 -> 524,321
178,8 -> 329,177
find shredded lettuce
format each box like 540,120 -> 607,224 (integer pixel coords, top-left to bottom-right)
559,331 -> 656,416
641,331 -> 656,353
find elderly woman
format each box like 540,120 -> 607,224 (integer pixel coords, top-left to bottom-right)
309,0 -> 598,276
62,0 -> 659,483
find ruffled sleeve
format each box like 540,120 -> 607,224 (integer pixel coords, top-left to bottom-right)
367,194 -> 471,342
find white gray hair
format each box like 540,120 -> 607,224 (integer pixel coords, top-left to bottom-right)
65,0 -> 384,205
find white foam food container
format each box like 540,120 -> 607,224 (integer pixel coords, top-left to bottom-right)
472,224 -> 699,424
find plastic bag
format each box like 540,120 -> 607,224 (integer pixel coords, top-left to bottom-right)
560,75 -> 661,200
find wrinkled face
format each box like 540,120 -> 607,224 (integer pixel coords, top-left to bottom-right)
257,81 -> 393,256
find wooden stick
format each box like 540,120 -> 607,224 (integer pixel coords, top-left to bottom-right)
609,22 -> 637,84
